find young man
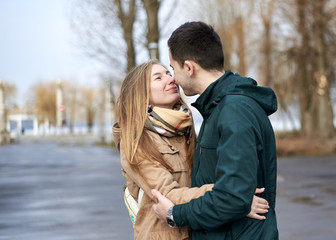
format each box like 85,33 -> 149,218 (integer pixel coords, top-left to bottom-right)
152,21 -> 279,239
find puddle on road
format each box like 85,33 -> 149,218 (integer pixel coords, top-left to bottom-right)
290,195 -> 322,206
323,187 -> 336,195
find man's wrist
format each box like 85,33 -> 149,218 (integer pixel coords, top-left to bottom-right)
166,206 -> 176,227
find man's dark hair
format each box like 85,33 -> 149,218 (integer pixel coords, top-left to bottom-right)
168,21 -> 224,72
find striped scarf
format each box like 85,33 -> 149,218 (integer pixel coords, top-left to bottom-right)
145,102 -> 192,137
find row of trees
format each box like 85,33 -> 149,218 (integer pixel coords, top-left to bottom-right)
186,0 -> 336,139
2,79 -> 111,134
3,0 -> 335,139
1,82 -> 17,114
70,0 -> 336,139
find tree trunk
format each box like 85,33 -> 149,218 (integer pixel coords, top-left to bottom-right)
142,0 -> 161,60
87,108 -> 94,133
259,0 -> 274,86
296,0 -> 315,138
312,0 -> 334,138
236,17 -> 246,77
114,0 -> 137,72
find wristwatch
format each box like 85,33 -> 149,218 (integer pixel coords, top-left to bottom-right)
166,207 -> 176,228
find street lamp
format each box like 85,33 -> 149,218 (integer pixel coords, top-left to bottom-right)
56,80 -> 65,130
0,80 -> 5,133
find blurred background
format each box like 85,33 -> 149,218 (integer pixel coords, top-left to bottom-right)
0,0 -> 336,239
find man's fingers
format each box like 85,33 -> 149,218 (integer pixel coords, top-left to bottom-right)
152,204 -> 161,218
152,204 -> 164,221
151,189 -> 162,200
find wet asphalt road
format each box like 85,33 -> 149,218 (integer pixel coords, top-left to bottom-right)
0,136 -> 133,240
0,136 -> 335,240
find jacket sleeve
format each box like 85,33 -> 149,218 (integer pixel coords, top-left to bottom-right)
173,101 -> 260,230
120,143 -> 214,205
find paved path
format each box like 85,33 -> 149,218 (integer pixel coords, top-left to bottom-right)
0,136 -> 335,239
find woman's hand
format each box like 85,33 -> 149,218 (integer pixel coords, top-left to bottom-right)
247,188 -> 269,220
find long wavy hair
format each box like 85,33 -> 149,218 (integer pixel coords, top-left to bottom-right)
115,59 -> 195,172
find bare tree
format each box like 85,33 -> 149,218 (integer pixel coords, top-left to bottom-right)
70,0 -> 172,72
179,0 -> 336,137
311,0 -> 335,138
141,0 -> 161,59
2,82 -> 17,115
29,82 -> 57,125
271,0 -> 336,138
69,0 -> 126,73
61,81 -> 79,134
256,0 -> 276,86
114,0 -> 137,72
79,86 -> 97,133
188,0 -> 254,76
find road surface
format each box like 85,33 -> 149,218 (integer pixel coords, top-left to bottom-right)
0,136 -> 335,239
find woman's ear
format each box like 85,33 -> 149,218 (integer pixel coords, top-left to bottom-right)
184,60 -> 195,77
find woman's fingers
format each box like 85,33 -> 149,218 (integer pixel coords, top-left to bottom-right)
248,189 -> 270,220
254,187 -> 265,194
249,212 -> 266,220
254,195 -> 269,207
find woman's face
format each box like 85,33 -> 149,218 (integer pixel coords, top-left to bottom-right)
149,64 -> 180,109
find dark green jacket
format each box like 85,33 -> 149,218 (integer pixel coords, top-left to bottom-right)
173,71 -> 279,239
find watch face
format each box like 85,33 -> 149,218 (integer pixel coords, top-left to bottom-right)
166,207 -> 175,227
167,218 -> 176,227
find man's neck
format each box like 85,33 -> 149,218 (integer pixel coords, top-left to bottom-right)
196,70 -> 225,95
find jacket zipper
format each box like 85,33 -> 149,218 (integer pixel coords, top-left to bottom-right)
198,119 -> 206,156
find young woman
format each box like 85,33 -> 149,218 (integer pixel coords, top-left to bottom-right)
113,60 -> 268,239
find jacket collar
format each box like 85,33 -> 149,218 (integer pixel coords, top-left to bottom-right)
192,70 -> 235,119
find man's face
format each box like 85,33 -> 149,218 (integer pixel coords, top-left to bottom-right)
169,50 -> 196,96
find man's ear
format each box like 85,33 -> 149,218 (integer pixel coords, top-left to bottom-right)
184,60 -> 196,77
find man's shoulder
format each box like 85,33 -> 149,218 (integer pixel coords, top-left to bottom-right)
216,94 -> 255,111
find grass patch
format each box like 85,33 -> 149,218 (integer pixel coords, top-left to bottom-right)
275,133 -> 336,157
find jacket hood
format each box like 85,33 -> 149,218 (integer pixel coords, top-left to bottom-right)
112,122 -> 121,151
192,70 -> 278,118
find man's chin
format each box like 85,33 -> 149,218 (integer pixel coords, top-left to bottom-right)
184,91 -> 197,97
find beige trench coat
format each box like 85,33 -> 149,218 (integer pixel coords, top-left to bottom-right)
113,125 -> 213,240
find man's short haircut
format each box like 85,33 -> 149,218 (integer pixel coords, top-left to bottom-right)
168,21 -> 224,72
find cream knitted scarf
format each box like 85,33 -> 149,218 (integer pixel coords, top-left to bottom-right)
145,102 -> 192,137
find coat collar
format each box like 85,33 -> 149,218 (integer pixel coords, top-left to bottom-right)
192,70 -> 235,119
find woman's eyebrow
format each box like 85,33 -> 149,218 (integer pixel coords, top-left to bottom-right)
152,72 -> 161,77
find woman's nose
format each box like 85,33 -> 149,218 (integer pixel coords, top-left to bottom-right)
167,75 -> 175,85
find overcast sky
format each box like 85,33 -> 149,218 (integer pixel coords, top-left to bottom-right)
0,0 -> 105,106
0,1 -> 306,131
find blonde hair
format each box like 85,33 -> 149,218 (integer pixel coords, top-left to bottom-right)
115,59 -> 195,171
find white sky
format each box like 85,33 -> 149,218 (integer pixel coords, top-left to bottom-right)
0,0 -> 105,106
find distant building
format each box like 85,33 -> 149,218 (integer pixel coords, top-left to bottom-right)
7,114 -> 38,136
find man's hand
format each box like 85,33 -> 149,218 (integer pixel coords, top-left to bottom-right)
151,189 -> 174,223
